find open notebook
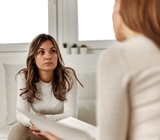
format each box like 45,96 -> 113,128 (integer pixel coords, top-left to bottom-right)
18,110 -> 96,140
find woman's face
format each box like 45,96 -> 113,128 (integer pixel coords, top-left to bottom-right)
112,0 -> 125,41
34,40 -> 58,73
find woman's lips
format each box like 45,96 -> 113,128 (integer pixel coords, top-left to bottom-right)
44,62 -> 53,65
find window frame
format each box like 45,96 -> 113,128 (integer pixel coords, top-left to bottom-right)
57,0 -> 116,50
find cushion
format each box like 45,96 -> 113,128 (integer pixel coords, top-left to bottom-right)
78,100 -> 96,126
3,63 -> 25,125
77,72 -> 96,125
77,72 -> 96,99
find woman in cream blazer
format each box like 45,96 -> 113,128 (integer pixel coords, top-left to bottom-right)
97,0 -> 160,140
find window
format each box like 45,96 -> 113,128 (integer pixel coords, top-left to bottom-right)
0,0 -> 57,44
77,0 -> 115,41
58,0 -> 116,49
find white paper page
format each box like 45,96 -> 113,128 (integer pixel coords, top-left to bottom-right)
59,117 -> 96,138
18,110 -> 95,140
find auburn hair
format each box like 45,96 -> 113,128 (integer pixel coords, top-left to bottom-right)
119,0 -> 160,47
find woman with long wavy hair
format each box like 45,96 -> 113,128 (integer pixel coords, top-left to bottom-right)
8,33 -> 83,140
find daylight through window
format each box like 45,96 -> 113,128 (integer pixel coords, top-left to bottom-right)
77,0 -> 115,41
0,0 -> 48,43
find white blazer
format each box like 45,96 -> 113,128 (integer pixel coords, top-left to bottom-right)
97,35 -> 160,140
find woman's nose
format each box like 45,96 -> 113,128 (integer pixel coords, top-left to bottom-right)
45,52 -> 51,60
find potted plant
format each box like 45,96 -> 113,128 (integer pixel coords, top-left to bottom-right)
80,44 -> 88,54
63,43 -> 69,54
63,43 -> 67,48
71,43 -> 78,54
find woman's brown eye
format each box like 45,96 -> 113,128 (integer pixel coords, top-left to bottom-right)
51,50 -> 56,53
38,51 -> 44,54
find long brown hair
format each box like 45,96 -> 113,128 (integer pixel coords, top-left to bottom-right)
18,34 -> 83,103
119,0 -> 160,47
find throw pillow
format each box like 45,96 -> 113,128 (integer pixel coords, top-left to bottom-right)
3,63 -> 25,125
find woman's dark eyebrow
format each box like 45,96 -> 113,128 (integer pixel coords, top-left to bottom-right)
38,46 -> 56,50
38,48 -> 44,50
50,47 -> 56,50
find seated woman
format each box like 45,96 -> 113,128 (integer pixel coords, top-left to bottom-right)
8,33 -> 83,140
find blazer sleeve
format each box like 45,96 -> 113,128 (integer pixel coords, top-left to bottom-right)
96,48 -> 130,140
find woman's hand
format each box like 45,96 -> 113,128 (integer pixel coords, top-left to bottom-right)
30,113 -> 60,139
39,132 -> 61,140
29,112 -> 45,137
29,123 -> 41,137
30,124 -> 61,140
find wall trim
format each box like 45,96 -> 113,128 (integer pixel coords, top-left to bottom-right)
0,43 -> 29,53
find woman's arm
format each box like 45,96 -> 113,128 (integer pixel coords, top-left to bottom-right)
97,48 -> 129,140
16,73 -> 31,127
45,78 -> 78,121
